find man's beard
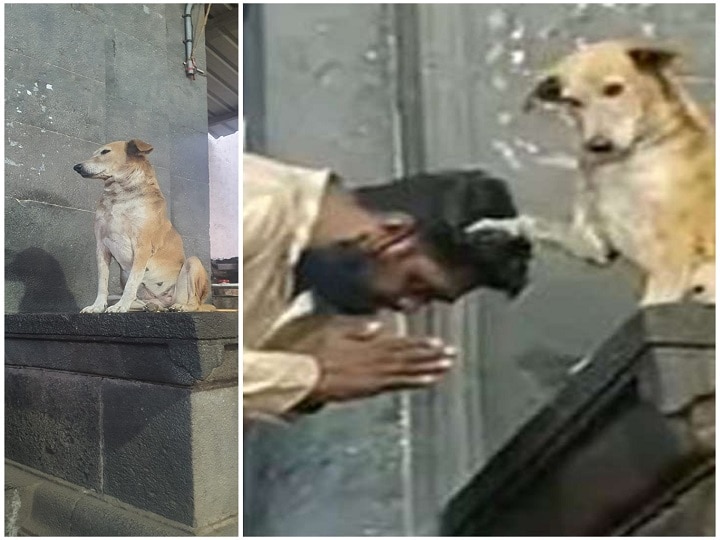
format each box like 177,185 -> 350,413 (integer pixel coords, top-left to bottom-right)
293,241 -> 377,315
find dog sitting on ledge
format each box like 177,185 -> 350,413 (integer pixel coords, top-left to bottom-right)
74,139 -> 215,313
469,40 -> 715,306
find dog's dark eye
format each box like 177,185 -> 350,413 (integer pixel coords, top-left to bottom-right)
101,149 -> 110,155
533,76 -> 563,102
603,82 -> 625,97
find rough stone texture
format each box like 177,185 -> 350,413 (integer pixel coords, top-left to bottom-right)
440,304 -> 715,536
5,312 -> 238,535
6,369 -> 102,491
5,461 -> 198,536
629,475 -> 714,537
244,4 -> 715,536
6,312 -> 238,385
102,379 -> 194,524
5,3 -> 211,312
191,386 -> 240,527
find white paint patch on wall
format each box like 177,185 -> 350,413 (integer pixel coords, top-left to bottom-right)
208,132 -> 239,260
491,139 -> 522,170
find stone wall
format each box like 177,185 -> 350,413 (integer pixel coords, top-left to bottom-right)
5,3 -> 211,313
5,312 -> 239,535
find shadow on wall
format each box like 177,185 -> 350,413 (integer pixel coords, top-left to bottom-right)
6,247 -> 79,313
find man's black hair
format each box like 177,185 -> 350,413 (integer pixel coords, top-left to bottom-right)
354,170 -> 532,297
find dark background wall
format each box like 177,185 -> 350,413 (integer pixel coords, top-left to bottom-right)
5,3 -> 210,313
243,3 -> 714,536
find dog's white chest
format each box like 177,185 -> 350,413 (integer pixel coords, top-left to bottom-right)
102,233 -> 134,269
589,157 -> 669,263
96,203 -> 147,270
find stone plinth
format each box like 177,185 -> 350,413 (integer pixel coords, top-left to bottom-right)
5,312 -> 238,536
441,304 -> 715,536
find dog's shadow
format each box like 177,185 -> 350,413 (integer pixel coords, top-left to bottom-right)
6,247 -> 79,313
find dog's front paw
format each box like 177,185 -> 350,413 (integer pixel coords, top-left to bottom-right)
81,303 -> 107,313
465,216 -> 534,238
105,303 -> 130,313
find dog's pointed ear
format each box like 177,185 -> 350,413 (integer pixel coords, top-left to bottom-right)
127,139 -> 154,156
523,75 -> 563,112
626,44 -> 678,72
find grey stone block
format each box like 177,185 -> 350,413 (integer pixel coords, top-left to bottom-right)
168,128 -> 210,183
5,312 -> 238,534
5,122 -> 103,212
629,475 -> 714,537
5,200 -> 96,312
5,368 -> 102,490
6,312 -> 238,385
5,4 -> 107,81
6,311 -> 238,341
102,379 -> 194,524
639,348 -> 715,414
441,304 -> 715,536
5,50 -> 105,143
98,3 -> 168,51
170,175 -> 211,240
164,78 -> 210,134
191,386 -> 239,526
6,461 -> 218,536
107,28 -> 169,114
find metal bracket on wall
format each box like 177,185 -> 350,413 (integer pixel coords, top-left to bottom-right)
183,3 -> 208,80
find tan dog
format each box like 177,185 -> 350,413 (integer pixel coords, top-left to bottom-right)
470,40 -> 715,305
74,139 -> 215,312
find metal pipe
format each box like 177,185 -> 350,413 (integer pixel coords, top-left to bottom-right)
183,4 -> 195,79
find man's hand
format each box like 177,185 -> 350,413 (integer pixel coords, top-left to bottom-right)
299,320 -> 456,407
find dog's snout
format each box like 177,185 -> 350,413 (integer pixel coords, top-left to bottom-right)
73,163 -> 83,173
584,135 -> 615,154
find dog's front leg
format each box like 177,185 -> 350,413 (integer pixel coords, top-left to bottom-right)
526,211 -> 615,265
467,209 -> 614,266
81,242 -> 112,313
106,244 -> 151,313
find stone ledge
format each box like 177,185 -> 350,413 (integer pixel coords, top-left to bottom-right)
5,312 -> 239,385
5,460 -> 238,536
6,312 -> 238,340
5,312 -> 239,532
441,303 -> 715,536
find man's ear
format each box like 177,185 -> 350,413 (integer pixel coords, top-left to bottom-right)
523,74 -> 564,112
626,44 -> 679,72
127,139 -> 154,156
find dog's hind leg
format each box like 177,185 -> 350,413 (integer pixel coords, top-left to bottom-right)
640,268 -> 691,306
170,256 -> 216,312
688,262 -> 715,304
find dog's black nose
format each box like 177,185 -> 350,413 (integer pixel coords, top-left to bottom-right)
73,164 -> 83,173
584,136 -> 615,153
